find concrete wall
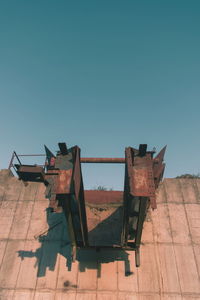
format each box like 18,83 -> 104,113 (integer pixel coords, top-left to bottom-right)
0,169 -> 199,300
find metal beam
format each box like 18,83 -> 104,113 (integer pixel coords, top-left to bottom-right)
80,157 -> 125,163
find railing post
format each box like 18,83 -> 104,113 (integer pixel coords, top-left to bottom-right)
8,151 -> 15,169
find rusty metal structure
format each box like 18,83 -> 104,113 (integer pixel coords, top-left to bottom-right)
9,143 -> 166,267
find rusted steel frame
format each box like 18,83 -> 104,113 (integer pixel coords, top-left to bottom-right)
72,146 -> 89,246
122,147 -> 155,245
80,157 -> 125,163
44,145 -> 88,249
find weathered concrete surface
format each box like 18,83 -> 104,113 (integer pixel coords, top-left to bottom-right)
0,169 -> 200,299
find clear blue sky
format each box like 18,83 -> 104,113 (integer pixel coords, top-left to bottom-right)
0,1 -> 200,189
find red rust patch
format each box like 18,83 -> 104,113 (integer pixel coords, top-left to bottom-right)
84,190 -> 123,205
56,169 -> 73,194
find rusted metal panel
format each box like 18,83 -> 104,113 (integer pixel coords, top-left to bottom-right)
55,153 -> 73,170
130,156 -> 156,199
45,169 -> 73,208
55,169 -> 72,194
45,170 -> 58,193
125,149 -> 158,209
131,168 -> 152,196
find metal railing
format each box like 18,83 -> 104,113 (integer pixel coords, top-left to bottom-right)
8,151 -> 127,175
8,151 -> 46,174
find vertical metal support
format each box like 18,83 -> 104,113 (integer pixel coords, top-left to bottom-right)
61,195 -> 77,261
58,143 -> 68,155
72,146 -> 89,247
134,197 -> 148,267
8,151 -> 22,172
135,248 -> 140,267
135,197 -> 148,247
139,144 -> 147,157
14,151 -> 22,165
122,145 -> 156,267
121,147 -> 133,246
8,151 -> 15,169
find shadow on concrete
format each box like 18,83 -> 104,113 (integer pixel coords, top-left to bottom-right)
77,248 -> 132,277
88,206 -> 123,246
17,208 -> 132,278
18,208 -> 70,277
